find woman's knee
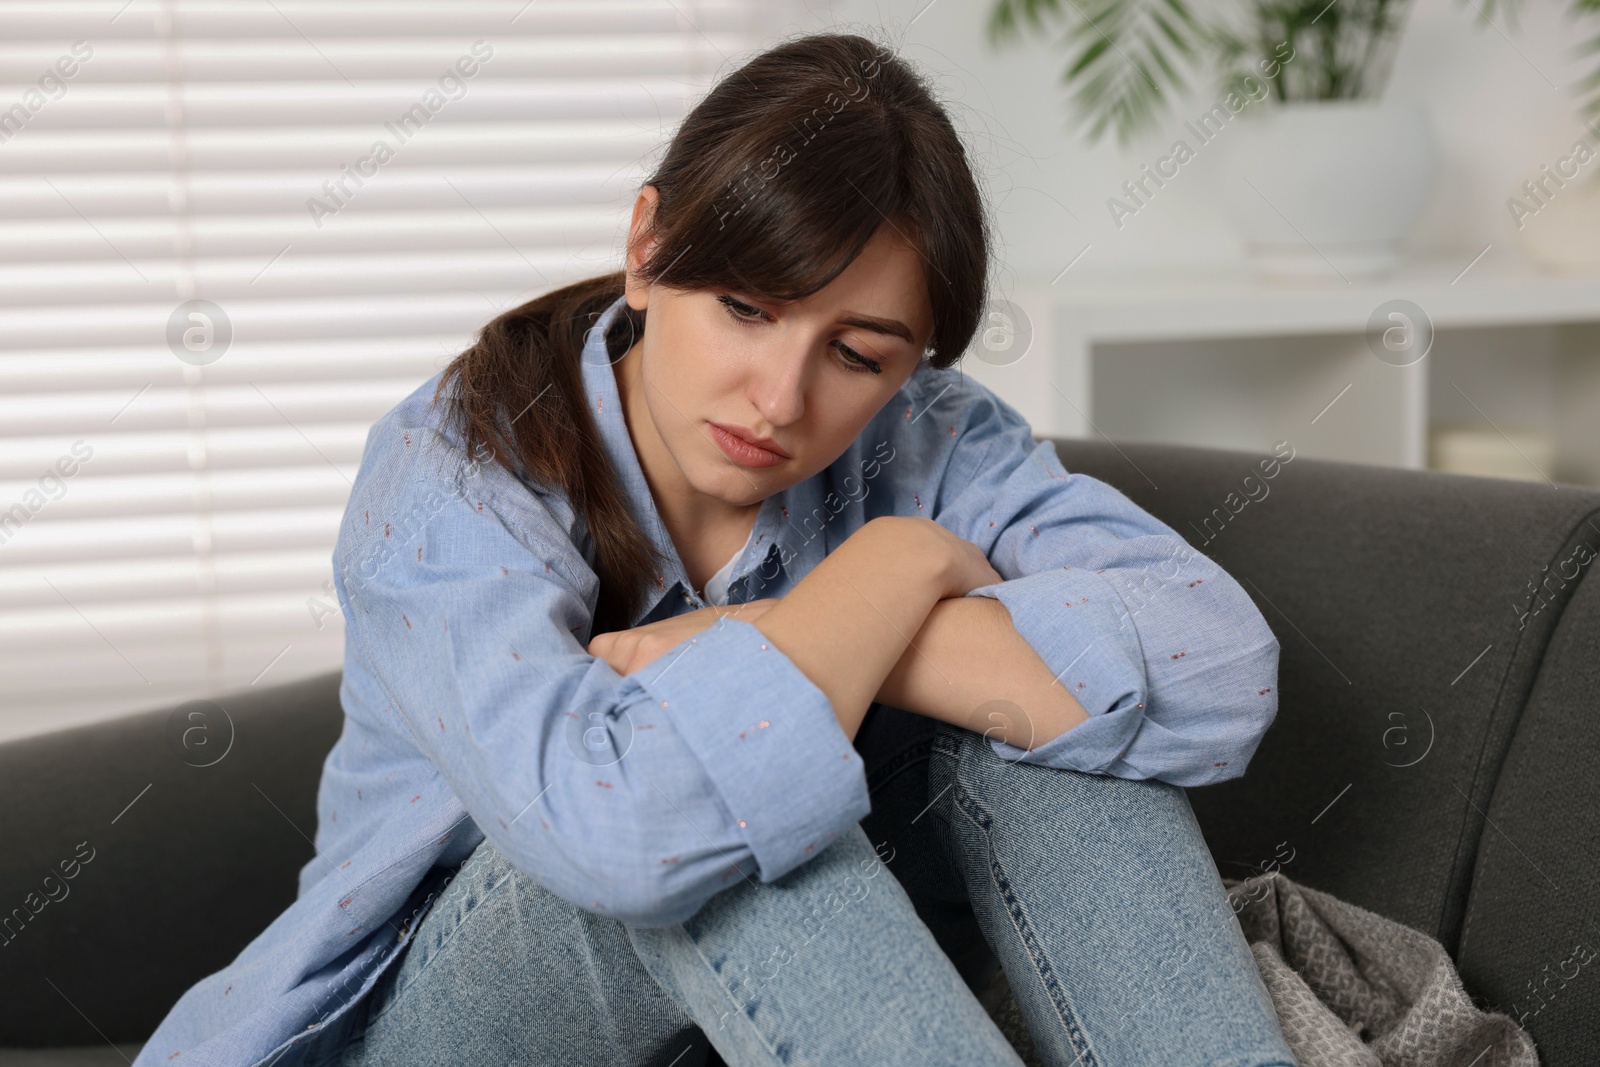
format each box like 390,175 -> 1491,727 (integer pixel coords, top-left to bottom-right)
351,837 -> 699,1066
385,836 -> 646,1005
929,725 -> 1213,888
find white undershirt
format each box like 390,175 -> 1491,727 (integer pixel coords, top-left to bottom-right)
699,526 -> 755,606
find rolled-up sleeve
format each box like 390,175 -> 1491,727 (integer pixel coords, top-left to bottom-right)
336,430 -> 870,927
914,374 -> 1280,787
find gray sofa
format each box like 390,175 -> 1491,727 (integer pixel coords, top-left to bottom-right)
4,439 -> 1597,1067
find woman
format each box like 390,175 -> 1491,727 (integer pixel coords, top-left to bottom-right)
135,32 -> 1295,1067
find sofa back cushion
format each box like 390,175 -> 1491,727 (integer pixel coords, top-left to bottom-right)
0,672 -> 342,1045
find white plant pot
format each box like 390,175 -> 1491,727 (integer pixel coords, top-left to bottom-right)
1207,101 -> 1438,280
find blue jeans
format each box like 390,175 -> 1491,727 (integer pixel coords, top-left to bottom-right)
290,716 -> 1296,1066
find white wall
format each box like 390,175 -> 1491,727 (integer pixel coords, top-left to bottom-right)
767,0 -> 1595,278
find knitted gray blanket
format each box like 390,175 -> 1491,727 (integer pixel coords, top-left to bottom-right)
980,870 -> 1539,1066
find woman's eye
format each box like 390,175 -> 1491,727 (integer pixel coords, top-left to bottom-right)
835,342 -> 882,375
718,294 -> 765,321
718,293 -> 881,375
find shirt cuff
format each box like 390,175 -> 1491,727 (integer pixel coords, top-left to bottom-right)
630,616 -> 872,882
963,567 -> 1149,774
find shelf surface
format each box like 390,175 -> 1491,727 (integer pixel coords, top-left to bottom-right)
1044,257 -> 1600,343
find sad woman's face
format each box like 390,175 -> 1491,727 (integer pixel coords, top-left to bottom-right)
616,185 -> 934,510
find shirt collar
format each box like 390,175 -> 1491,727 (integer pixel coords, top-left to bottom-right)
580,293 -> 831,627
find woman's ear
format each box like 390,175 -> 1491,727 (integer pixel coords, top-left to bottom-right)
625,185 -> 662,311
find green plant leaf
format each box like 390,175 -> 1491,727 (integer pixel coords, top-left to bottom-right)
986,0 -> 1214,143
987,0 -> 1600,138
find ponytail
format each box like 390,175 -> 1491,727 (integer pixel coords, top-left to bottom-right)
434,270 -> 667,637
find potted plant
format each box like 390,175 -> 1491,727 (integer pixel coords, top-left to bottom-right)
986,0 -> 1600,279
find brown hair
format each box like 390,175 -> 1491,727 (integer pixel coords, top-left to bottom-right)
434,31 -> 992,637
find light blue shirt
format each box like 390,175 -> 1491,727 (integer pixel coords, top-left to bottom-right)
135,293 -> 1279,1066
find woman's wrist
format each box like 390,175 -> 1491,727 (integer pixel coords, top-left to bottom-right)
858,516 -> 962,601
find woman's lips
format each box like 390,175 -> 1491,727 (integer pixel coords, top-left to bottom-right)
708,423 -> 788,468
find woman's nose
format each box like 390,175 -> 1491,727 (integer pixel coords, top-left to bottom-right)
747,345 -> 810,426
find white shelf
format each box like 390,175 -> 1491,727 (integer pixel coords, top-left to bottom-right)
1040,257 -> 1600,343
965,259 -> 1600,487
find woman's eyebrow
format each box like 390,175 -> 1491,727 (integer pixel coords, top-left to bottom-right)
748,293 -> 918,345
837,312 -> 915,344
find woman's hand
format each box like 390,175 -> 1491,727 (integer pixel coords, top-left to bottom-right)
863,516 -> 1003,599
586,598 -> 780,676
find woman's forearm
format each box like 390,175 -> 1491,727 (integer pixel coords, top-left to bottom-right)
876,595 -> 1090,750
750,519 -> 946,743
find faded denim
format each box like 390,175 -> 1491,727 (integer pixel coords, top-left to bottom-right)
290,714 -> 1296,1067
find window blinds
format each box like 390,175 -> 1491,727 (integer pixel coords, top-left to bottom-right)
0,0 -> 759,741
